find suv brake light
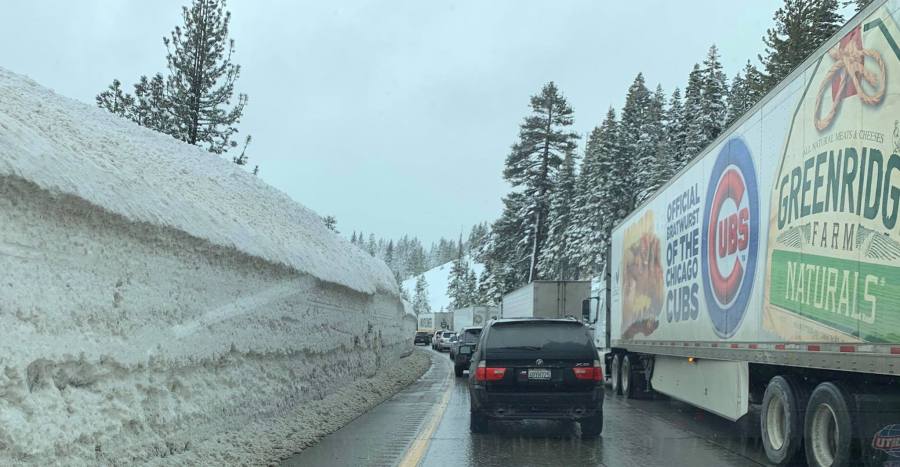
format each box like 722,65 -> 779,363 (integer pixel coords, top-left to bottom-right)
474,360 -> 506,382
572,360 -> 603,382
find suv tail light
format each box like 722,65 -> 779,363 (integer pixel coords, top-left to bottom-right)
572,360 -> 603,382
474,360 -> 506,382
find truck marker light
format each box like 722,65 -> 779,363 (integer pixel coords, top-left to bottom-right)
687,357 -> 697,364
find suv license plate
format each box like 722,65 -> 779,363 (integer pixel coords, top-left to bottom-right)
528,368 -> 551,380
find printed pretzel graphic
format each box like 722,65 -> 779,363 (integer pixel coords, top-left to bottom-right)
814,38 -> 886,131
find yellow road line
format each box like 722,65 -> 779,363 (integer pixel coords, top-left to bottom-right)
397,361 -> 454,467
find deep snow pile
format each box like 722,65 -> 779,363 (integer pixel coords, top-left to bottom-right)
0,68 -> 417,464
402,256 -> 484,311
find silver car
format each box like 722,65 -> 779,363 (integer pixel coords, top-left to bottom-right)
437,331 -> 456,352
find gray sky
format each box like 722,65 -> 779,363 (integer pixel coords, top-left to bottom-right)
2,0 -> 803,244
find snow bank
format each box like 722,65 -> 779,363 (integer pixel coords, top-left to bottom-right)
0,68 -> 416,464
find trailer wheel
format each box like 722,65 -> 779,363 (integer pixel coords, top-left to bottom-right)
610,354 -> 622,395
761,376 -> 807,465
622,354 -> 640,398
804,382 -> 854,467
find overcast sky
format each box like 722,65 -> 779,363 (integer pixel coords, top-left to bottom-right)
2,0 -> 826,244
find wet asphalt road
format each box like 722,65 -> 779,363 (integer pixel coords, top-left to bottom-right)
285,348 -> 771,467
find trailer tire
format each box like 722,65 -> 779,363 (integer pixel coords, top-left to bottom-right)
622,354 -> 641,399
610,354 -> 622,396
804,382 -> 855,467
761,375 -> 807,465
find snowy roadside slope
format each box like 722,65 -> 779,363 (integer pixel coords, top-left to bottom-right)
0,68 -> 415,465
402,256 -> 483,311
0,68 -> 394,296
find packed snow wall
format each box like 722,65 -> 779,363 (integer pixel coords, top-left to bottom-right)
0,68 -> 415,463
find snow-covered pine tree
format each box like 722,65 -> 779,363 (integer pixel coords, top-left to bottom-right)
619,73 -> 652,210
130,73 -> 172,133
384,240 -> 395,270
851,0 -> 874,11
447,255 -> 470,309
96,79 -> 134,117
366,234 -> 377,256
463,268 -> 479,306
413,275 -> 431,315
503,82 -> 579,282
538,148 -> 578,279
726,72 -> 747,126
682,64 -> 706,163
232,135 -> 252,166
322,215 -> 338,232
666,88 -> 689,173
164,0 -> 249,155
641,84 -> 670,201
757,0 -> 843,94
484,192 -> 531,288
698,45 -> 728,146
476,266 -> 499,305
570,108 -> 620,275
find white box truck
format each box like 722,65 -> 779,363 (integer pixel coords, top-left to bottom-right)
452,305 -> 498,330
501,281 -> 590,319
590,2 -> 900,465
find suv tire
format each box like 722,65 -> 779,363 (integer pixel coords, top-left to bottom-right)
580,414 -> 603,438
470,411 -> 488,433
455,365 -> 464,377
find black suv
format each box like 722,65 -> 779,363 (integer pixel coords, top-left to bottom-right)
467,318 -> 603,438
451,326 -> 482,377
414,331 -> 431,345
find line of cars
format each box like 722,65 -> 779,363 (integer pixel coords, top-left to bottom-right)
415,318 -> 604,438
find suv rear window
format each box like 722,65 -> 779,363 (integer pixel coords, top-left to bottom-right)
485,321 -> 594,357
460,329 -> 481,343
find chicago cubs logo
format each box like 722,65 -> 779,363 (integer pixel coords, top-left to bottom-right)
701,138 -> 759,338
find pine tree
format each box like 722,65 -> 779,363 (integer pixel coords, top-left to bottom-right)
384,240 -> 395,269
698,45 -> 728,145
164,0 -> 249,155
96,79 -> 134,117
413,275 -> 431,315
570,108 -> 620,275
484,192 -> 531,288
366,234 -> 377,256
666,88 -> 689,172
503,82 -> 579,282
619,73 -> 652,209
476,264 -> 502,305
322,215 -> 338,233
463,268 -> 479,306
849,0 -> 873,11
682,64 -> 706,162
538,148 -> 578,279
232,135 -> 252,166
130,73 -> 172,133
642,84 -> 670,200
757,0 -> 843,94
725,60 -> 766,126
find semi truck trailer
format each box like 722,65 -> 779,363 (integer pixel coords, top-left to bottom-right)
501,280 -> 590,319
590,2 -> 900,465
